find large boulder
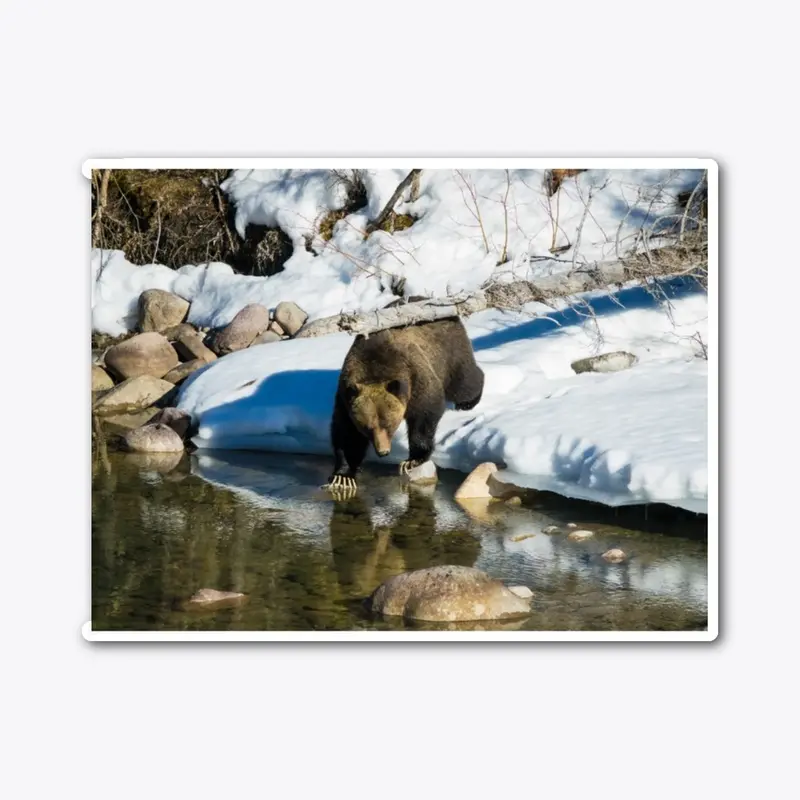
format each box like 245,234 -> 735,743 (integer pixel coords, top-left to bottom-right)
122,422 -> 185,453
93,375 -> 175,415
369,565 -> 532,622
104,332 -> 179,380
571,351 -> 637,375
173,329 -> 217,363
91,364 -> 114,392
454,462 -> 498,500
273,301 -> 308,336
209,303 -> 270,355
138,289 -> 190,333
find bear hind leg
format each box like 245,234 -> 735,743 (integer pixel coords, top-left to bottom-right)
449,363 -> 485,411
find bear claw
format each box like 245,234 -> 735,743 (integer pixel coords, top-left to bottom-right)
322,474 -> 358,497
399,459 -> 424,476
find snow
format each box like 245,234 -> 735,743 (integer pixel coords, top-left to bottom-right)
91,167 -> 703,335
176,277 -> 708,514
91,167 -> 709,514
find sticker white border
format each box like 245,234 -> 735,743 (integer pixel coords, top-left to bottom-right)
84,157 -> 718,643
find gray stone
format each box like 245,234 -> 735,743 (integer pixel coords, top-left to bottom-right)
250,330 -> 282,346
369,565 -> 532,623
162,322 -> 199,342
150,407 -> 192,439
173,330 -> 217,363
273,301 -> 308,336
571,351 -> 638,375
163,359 -> 206,386
402,459 -> 437,485
92,364 -> 114,391
268,320 -> 285,336
93,375 -> 176,415
97,408 -> 160,434
122,422 -> 185,454
138,289 -> 190,333
104,332 -> 179,380
211,304 -> 271,355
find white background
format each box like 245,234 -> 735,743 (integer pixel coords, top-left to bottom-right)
1,1 -> 795,798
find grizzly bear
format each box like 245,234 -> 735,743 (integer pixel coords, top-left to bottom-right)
324,317 -> 484,492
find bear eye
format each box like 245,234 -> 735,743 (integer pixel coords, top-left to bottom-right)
386,379 -> 407,398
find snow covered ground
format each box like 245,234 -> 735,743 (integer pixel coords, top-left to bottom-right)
91,167 -> 703,335
176,277 -> 708,514
91,167 -> 710,514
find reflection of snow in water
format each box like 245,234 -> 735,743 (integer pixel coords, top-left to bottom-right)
191,450 -> 706,608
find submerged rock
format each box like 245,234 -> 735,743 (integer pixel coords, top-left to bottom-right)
93,375 -> 175,414
122,422 -> 185,454
138,289 -> 190,333
567,529 -> 595,541
184,588 -> 247,611
369,565 -> 532,622
571,351 -> 638,375
104,332 -> 179,380
602,548 -> 627,563
120,450 -> 184,474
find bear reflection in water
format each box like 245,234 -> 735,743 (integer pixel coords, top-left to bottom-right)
327,484 -> 481,599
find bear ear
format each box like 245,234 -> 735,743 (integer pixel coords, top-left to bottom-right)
386,379 -> 408,399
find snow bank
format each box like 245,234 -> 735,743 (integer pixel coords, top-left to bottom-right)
91,168 -> 703,335
177,278 -> 708,514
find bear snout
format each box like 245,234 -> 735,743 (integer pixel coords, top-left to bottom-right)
372,430 -> 392,457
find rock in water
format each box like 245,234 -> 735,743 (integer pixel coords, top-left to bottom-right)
273,301 -> 308,336
369,565 -> 532,622
571,351 -> 638,375
602,548 -> 627,563
91,364 -> 114,391
184,588 -> 247,611
403,460 -> 438,485
150,407 -> 192,439
567,529 -> 595,541
104,332 -> 179,380
210,303 -> 270,355
138,289 -> 190,333
122,423 -> 185,454
93,375 -> 176,414
454,462 -> 498,500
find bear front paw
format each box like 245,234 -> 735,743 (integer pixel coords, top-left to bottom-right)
322,474 -> 359,498
399,459 -> 425,476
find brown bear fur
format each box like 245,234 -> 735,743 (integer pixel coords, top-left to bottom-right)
326,317 -> 484,488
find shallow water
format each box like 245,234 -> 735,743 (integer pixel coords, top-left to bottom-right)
91,446 -> 708,633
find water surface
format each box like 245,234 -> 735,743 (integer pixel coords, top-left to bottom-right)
91,446 -> 708,633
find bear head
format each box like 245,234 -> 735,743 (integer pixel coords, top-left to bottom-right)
345,379 -> 409,457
